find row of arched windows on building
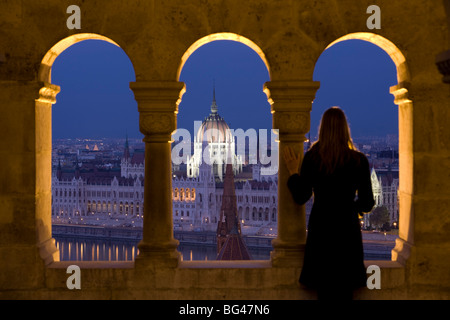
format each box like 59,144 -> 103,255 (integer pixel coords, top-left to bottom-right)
87,200 -> 141,216
173,207 -> 277,223
172,188 -> 277,206
54,188 -> 82,198
53,187 -> 144,201
240,206 -> 277,222
173,188 -> 196,201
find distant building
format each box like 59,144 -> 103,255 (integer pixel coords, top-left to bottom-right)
367,166 -> 399,227
186,88 -> 243,182
121,140 -> 145,180
52,95 -> 278,236
52,158 -> 143,220
216,161 -> 252,260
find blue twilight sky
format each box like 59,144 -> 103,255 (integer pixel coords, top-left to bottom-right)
52,39 -> 397,141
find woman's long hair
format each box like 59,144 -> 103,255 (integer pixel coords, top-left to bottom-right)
311,107 -> 357,174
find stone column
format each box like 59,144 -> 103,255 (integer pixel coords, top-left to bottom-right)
264,80 -> 320,267
36,82 -> 61,265
130,81 -> 186,268
390,82 -> 414,265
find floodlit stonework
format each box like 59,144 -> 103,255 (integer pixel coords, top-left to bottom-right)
0,0 -> 449,299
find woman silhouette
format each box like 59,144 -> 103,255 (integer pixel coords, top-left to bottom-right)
283,107 -> 375,300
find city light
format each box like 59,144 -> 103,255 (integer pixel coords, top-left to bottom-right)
50,35 -> 399,264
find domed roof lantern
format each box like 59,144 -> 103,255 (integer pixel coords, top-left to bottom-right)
211,80 -> 218,114
196,82 -> 234,144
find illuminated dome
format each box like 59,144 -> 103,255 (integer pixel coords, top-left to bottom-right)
187,85 -> 243,182
196,93 -> 234,144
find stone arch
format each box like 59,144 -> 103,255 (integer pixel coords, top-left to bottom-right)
177,32 -> 271,81
38,33 -> 127,84
324,32 -> 409,83
35,34 -> 137,264
321,32 -> 413,264
0,0 -> 447,300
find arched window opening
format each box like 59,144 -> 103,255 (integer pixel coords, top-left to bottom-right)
47,36 -> 140,262
180,188 -> 185,201
174,37 -> 274,261
313,38 -> 401,261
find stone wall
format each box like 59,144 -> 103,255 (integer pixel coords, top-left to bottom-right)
0,0 -> 449,299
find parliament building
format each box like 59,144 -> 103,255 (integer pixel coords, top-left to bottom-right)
1,0 -> 449,300
51,97 -> 278,235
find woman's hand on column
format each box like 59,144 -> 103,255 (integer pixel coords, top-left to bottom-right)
283,146 -> 301,176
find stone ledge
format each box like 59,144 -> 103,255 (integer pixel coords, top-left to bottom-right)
47,261 -> 134,269
45,259 -> 403,270
364,260 -> 404,269
41,259 -> 406,293
178,260 -> 272,269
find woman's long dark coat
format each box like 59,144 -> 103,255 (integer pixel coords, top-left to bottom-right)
287,148 -> 375,290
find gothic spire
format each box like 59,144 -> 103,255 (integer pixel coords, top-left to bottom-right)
56,159 -> 62,180
211,80 -> 218,114
216,162 -> 252,260
216,144 -> 246,258
123,132 -> 131,160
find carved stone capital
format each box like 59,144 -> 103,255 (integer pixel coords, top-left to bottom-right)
390,82 -> 412,106
140,112 -> 176,142
264,80 -> 320,112
36,83 -> 61,104
273,111 -> 310,138
130,81 -> 186,140
264,80 -> 319,139
130,80 -> 186,112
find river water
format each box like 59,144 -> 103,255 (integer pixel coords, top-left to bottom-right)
53,235 -> 393,261
54,236 -> 273,261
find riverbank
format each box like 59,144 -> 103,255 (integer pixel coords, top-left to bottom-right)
52,224 -> 396,261
52,224 -> 274,249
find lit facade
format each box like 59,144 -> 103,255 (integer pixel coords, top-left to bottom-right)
368,167 -> 399,227
52,104 -> 277,235
3,0 -> 449,300
186,92 -> 243,182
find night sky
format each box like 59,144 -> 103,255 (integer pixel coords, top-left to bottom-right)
52,39 -> 398,142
